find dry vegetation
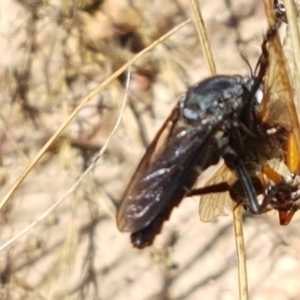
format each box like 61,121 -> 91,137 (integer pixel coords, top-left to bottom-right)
0,0 -> 300,299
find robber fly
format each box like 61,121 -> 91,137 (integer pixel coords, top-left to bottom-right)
117,13 -> 300,248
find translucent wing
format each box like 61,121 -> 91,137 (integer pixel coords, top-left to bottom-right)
260,31 -> 293,130
261,1 -> 300,171
281,1 -> 300,131
199,163 -> 233,222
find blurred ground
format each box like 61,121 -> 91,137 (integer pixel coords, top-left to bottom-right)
0,0 -> 300,299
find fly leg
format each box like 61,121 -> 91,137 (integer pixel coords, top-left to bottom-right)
222,146 -> 261,214
261,163 -> 300,225
259,181 -> 300,225
187,182 -> 230,197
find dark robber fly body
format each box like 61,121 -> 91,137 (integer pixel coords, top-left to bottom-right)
117,18 -> 300,248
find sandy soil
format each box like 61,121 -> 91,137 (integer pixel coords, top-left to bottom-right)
0,0 -> 300,299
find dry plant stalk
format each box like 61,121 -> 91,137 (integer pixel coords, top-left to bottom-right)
189,0 -> 216,75
190,1 -> 248,298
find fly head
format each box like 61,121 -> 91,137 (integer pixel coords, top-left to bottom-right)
180,75 -> 254,129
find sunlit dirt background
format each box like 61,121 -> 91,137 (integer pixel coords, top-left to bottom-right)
1,0 -> 300,299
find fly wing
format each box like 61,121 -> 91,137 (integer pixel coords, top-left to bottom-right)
260,29 -> 294,130
282,2 -> 300,133
117,104 -> 218,233
198,163 -> 233,222
261,1 -> 300,164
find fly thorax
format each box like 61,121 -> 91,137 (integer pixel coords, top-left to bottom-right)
180,75 -> 248,127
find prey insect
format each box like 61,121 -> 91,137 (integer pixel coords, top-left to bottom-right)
117,17 -> 299,248
199,0 -> 300,225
